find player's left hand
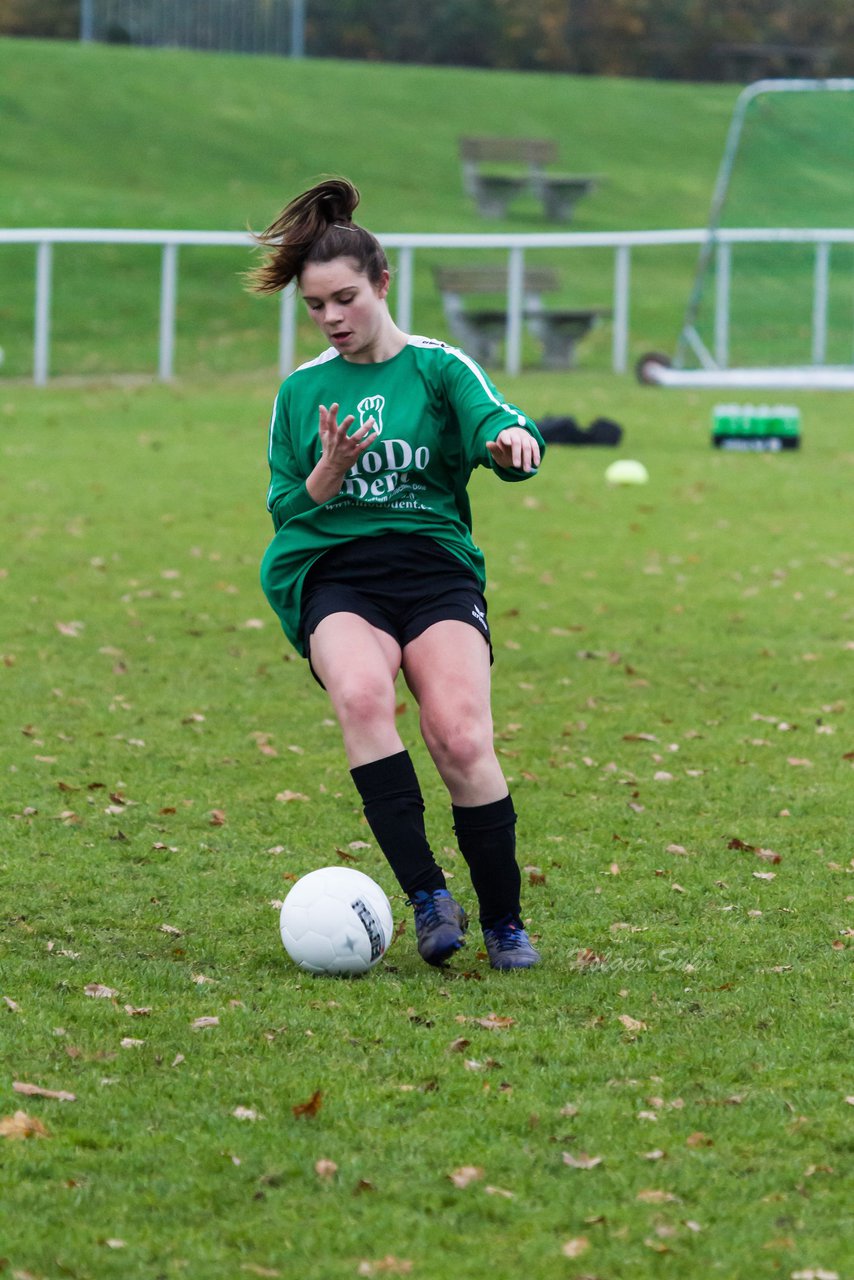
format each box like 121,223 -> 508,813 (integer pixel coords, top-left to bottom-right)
486,428 -> 541,473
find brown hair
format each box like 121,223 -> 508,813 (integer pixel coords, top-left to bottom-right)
248,178 -> 389,295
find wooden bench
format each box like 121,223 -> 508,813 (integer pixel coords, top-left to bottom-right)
433,266 -> 611,370
459,137 -> 600,223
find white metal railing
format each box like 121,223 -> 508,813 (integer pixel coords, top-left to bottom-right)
2,226 -> 854,385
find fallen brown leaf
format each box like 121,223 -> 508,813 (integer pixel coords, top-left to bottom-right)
644,1238 -> 672,1253
13,1081 -> 76,1103
191,1016 -> 220,1030
619,1014 -> 647,1032
84,983 -> 118,999
292,1089 -> 323,1118
357,1259 -> 413,1277
232,1106 -> 260,1121
562,1151 -> 603,1169
0,1110 -> 51,1139
314,1158 -> 338,1181
762,1237 -> 796,1251
637,1188 -> 679,1203
476,1013 -> 515,1030
448,1165 -> 484,1188
561,1236 -> 589,1258
686,1131 -> 714,1148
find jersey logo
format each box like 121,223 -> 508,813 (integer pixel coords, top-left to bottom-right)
357,395 -> 385,437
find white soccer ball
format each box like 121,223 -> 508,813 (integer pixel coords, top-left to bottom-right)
279,866 -> 394,976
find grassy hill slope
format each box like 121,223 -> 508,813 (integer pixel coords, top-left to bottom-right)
0,40 -> 739,377
0,39 -> 735,231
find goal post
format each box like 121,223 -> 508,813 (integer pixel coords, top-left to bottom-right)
640,79 -> 854,390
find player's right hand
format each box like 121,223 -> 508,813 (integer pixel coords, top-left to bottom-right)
318,402 -> 379,473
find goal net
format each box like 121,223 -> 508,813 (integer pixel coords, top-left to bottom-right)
641,79 -> 854,390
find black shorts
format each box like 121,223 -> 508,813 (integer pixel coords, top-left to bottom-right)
300,534 -> 492,680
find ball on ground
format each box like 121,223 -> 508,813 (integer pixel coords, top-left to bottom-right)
279,866 -> 394,976
605,458 -> 649,486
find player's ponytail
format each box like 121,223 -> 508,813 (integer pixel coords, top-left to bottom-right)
248,177 -> 388,294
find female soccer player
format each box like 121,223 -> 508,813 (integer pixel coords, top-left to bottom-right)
252,178 -> 545,970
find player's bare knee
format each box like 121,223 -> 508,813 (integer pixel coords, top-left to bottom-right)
423,714 -> 491,776
333,678 -> 394,734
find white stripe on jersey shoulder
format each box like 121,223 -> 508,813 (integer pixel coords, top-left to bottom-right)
408,334 -> 526,425
266,391 -> 279,464
265,391 -> 279,510
291,346 -> 340,375
408,334 -> 454,352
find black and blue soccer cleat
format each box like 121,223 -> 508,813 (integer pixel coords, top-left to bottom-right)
482,916 -> 541,970
408,888 -> 468,966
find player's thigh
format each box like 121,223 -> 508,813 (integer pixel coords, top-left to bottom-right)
402,619 -> 493,729
308,612 -> 402,713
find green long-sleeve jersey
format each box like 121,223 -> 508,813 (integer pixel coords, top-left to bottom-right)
260,334 -> 545,654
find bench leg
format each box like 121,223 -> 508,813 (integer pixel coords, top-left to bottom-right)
527,315 -> 599,369
466,336 -> 502,364
448,321 -> 503,366
471,176 -> 530,219
539,333 -> 579,370
545,188 -> 583,221
474,190 -> 517,218
535,322 -> 594,370
539,186 -> 589,223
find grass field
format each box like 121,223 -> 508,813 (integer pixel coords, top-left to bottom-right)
2,367 -> 853,1279
2,34 -> 853,1280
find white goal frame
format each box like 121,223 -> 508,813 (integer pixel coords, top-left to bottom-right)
643,78 -> 854,390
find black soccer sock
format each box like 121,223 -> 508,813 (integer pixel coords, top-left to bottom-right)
350,751 -> 446,899
452,794 -> 522,929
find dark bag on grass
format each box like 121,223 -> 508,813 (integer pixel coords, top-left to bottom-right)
537,416 -> 623,446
